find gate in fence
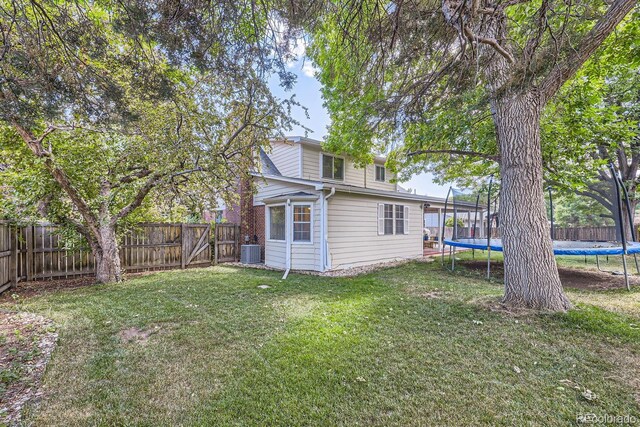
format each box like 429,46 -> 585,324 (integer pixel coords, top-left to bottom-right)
0,222 -> 16,293
213,223 -> 240,263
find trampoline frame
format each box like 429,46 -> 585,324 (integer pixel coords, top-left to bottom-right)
441,164 -> 637,291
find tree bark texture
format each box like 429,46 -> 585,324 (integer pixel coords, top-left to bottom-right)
92,223 -> 122,284
492,91 -> 572,311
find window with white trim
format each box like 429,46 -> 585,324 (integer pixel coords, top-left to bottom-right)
322,154 -> 344,180
268,205 -> 285,241
395,205 -> 405,234
375,165 -> 386,182
383,204 -> 394,235
378,203 -> 409,235
293,204 -> 312,242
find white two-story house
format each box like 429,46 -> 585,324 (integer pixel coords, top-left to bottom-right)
240,136 -> 441,273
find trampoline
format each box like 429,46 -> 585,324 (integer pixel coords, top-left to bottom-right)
444,238 -> 640,256
441,165 -> 638,290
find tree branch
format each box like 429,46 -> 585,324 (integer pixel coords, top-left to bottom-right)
112,172 -> 163,224
407,149 -> 500,161
463,25 -> 515,64
540,0 -> 638,104
10,120 -> 101,238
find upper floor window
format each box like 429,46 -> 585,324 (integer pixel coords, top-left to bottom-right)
322,154 -> 344,180
375,165 -> 386,182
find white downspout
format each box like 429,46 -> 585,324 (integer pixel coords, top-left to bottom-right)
282,198 -> 292,279
322,187 -> 336,271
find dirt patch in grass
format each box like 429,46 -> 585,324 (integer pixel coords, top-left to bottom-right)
0,311 -> 57,425
119,325 -> 163,344
0,270 -> 170,303
473,296 -> 545,317
0,277 -> 97,302
459,260 -> 640,291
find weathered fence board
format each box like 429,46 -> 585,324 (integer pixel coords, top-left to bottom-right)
554,226 -> 618,241
0,222 -> 14,293
214,223 -> 240,263
0,222 -> 217,288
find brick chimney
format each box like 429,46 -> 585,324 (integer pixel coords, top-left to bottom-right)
238,178 -> 265,259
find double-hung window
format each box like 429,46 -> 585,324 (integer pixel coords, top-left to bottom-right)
322,154 -> 344,180
395,205 -> 405,234
378,203 -> 409,235
375,165 -> 386,182
293,204 -> 312,243
383,204 -> 394,235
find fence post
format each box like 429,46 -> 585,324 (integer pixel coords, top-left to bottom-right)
213,223 -> 218,265
9,226 -> 17,288
25,225 -> 33,282
181,223 -> 187,269
235,224 -> 240,261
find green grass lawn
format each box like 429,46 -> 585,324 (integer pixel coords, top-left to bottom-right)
2,259 -> 640,426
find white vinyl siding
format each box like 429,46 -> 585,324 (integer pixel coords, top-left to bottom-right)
254,179 -> 312,205
329,193 -> 423,269
290,201 -> 321,270
301,145 -> 365,186
268,141 -> 301,177
365,163 -> 396,191
258,178 -> 322,271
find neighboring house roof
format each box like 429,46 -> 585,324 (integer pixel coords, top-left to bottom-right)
259,148 -> 281,176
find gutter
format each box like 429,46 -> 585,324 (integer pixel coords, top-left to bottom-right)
321,187 -> 336,271
282,198 -> 292,280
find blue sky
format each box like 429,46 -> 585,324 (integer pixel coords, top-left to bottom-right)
268,60 -> 450,198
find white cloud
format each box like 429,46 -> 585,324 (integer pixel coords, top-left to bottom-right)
301,60 -> 318,77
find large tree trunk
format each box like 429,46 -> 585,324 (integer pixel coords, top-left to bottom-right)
92,224 -> 122,284
492,91 -> 572,311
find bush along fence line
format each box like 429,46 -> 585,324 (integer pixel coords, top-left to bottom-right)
0,221 -> 241,293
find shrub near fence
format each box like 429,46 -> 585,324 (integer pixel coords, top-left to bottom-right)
0,222 -> 243,292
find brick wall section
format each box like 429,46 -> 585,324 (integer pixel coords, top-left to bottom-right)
239,178 -> 254,244
239,178 -> 266,260
253,205 -> 265,260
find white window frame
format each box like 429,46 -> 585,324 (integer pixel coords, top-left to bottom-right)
377,203 -> 410,235
375,165 -> 386,182
266,203 -> 286,242
320,153 -> 345,181
292,202 -> 314,245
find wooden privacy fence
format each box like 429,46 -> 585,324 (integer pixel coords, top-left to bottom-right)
0,222 -> 16,293
213,223 -> 241,263
554,226 -> 618,241
0,222 -> 222,291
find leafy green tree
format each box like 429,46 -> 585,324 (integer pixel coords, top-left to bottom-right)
542,18 -> 640,235
297,0 -> 637,310
551,194 -> 615,228
0,1 -> 297,283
